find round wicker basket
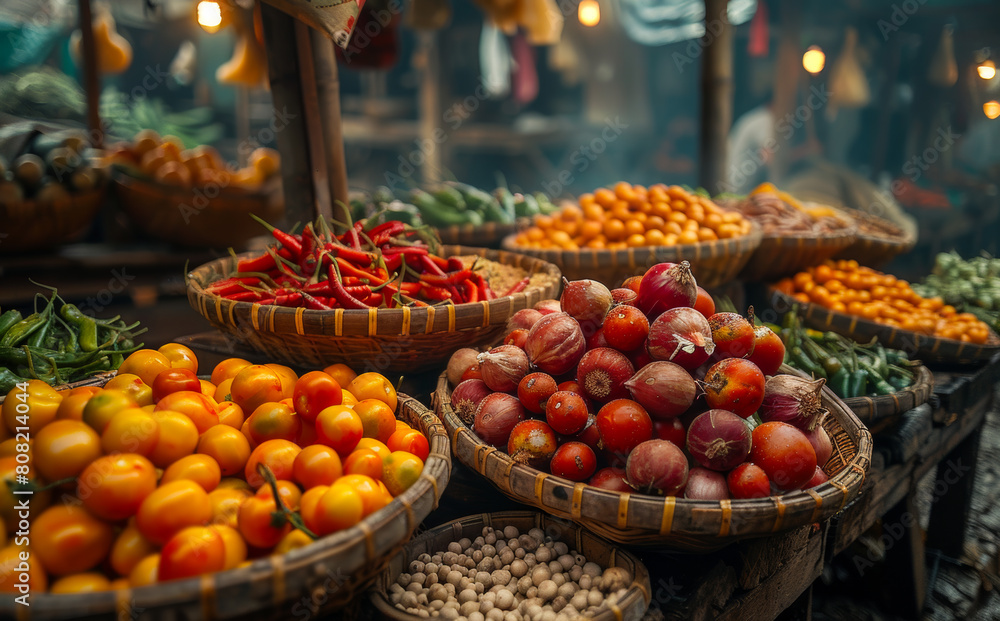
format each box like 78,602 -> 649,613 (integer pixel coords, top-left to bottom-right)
0,186 -> 105,253
768,288 -> 1000,365
737,227 -> 858,282
833,209 -> 917,268
113,168 -> 283,248
841,365 -> 934,434
434,369 -> 871,551
500,224 -> 762,289
0,392 -> 451,620
186,246 -> 562,373
368,511 -> 651,621
434,219 -> 530,248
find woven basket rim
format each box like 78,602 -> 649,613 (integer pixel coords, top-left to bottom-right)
366,510 -> 652,620
186,247 -> 563,338
841,364 -> 934,415
435,369 -> 873,548
0,184 -> 107,211
838,207 -> 917,247
768,287 -> 1000,362
2,389 -> 451,617
499,220 -> 764,262
112,164 -> 280,199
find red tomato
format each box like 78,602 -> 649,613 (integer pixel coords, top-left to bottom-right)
549,442 -> 597,481
727,463 -> 771,499
596,399 -> 653,458
246,402 -> 301,444
653,418 -> 686,447
293,371 -> 343,423
385,428 -> 429,462
237,495 -> 290,548
750,422 -> 817,492
78,453 -> 158,521
693,286 -> 716,319
293,445 -> 343,489
244,439 -> 302,488
152,368 -> 202,402
747,325 -> 786,377
601,305 -> 650,352
159,526 -> 226,582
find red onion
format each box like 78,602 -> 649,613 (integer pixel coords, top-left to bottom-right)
759,375 -> 827,431
589,467 -> 632,493
473,393 -> 526,447
560,278 -> 613,330
450,379 -> 492,426
803,466 -> 829,489
576,348 -> 634,403
524,312 -> 586,376
684,467 -> 731,500
533,299 -> 561,315
507,309 -> 543,334
647,307 -> 716,370
625,439 -> 689,496
447,348 -> 480,386
686,409 -> 752,471
805,422 -> 833,467
507,420 -> 558,468
624,361 -> 697,419
477,345 -> 530,392
636,261 -> 697,320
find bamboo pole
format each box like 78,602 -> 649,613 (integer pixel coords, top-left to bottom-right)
78,0 -> 102,148
309,27 -> 350,219
698,0 -> 733,193
770,0 -> 802,182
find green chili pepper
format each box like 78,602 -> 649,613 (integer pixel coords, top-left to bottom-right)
848,369 -> 869,398
791,347 -> 826,379
874,344 -> 889,378
0,368 -> 25,393
0,313 -> 46,347
858,360 -> 895,395
829,367 -> 851,398
60,303 -> 98,351
0,310 -> 23,340
888,375 -> 910,391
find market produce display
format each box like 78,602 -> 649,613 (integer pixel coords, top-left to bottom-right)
204,213 -> 513,308
717,183 -> 853,237
776,311 -> 918,399
0,129 -> 103,205
446,264 -> 837,501
384,523 -> 636,619
0,345 -> 428,592
913,251 -> 1000,332
511,183 -> 753,250
108,129 -> 280,191
775,260 -> 994,344
0,286 -> 145,392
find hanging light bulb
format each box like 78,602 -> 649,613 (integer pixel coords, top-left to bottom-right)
978,60 -> 996,80
985,101 -> 1000,119
578,0 -> 600,27
197,0 -> 223,33
802,46 -> 826,74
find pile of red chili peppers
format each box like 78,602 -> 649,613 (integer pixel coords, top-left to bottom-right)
204,215 -> 525,310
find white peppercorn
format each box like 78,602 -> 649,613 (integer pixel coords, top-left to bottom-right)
539,610 -> 556,621
537,580 -> 558,602
398,573 -> 412,587
407,582 -> 423,593
491,569 -> 511,587
472,550 -> 484,563
516,575 -> 532,595
427,572 -> 439,586
528,528 -> 545,542
440,607 -> 459,621
570,592 -> 588,611
499,548 -> 515,566
503,526 -> 519,539
474,536 -> 485,548
485,532 -> 497,545
469,613 -> 485,621
531,565 -> 551,585
587,589 -> 603,607
550,596 -> 567,613
582,562 -> 601,577
448,542 -> 463,554
556,582 -> 575,600
461,601 -> 480,617
419,553 -> 432,563
496,589 -> 515,610
578,575 -> 592,590
510,559 -> 528,578
556,555 -> 574,571
430,599 -> 446,611
552,542 -> 568,556
446,571 -> 464,588
478,557 -> 494,573
568,566 -> 582,582
534,546 -> 552,563
402,591 -> 419,608
525,586 -> 538,599
550,573 -> 565,587
518,535 -> 539,552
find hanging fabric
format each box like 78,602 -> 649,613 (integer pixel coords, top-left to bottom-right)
618,0 -> 756,47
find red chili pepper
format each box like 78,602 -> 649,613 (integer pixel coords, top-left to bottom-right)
447,257 -> 465,272
428,255 -> 450,270
328,263 -> 372,309
276,247 -> 295,262
383,253 -> 403,273
343,285 -> 373,297
400,282 -> 422,296
336,258 -> 388,286
421,254 -> 448,277
237,253 -> 276,273
503,277 -> 530,297
463,279 -> 479,303
420,269 -> 473,287
422,285 -> 453,301
260,292 -> 304,307
382,245 -> 429,257
228,290 -> 267,302
323,242 -> 376,265
301,293 -> 333,310
371,221 -> 408,246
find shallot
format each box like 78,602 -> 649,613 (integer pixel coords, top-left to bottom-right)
473,393 -> 526,448
625,439 -> 688,496
646,307 -> 716,370
686,409 -> 752,471
451,379 -> 492,425
759,375 -> 827,431
447,348 -> 480,386
624,361 -> 697,419
477,345 -> 530,392
576,348 -> 634,403
524,313 -> 586,376
636,261 -> 697,320
684,467 -> 731,500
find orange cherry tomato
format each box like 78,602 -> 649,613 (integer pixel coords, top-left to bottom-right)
237,495 -> 290,548
159,526 -> 226,582
246,402 -> 301,445
128,553 -> 160,587
322,364 -> 357,389
214,378 -> 235,403
265,363 -> 298,397
216,401 -> 245,428
82,389 -> 136,434
298,485 -> 329,535
292,445 -> 343,489
50,572 -> 112,594
32,504 -> 114,575
315,406 -> 363,456
79,453 -> 158,521
55,391 -> 94,421
198,426 -> 252,477
347,373 -> 398,412
274,529 -> 313,555
210,524 -> 247,570
311,484 -> 363,536
0,545 -> 47,593
118,349 -> 172,386
110,521 -> 158,576
293,371 -> 343,423
244,439 -> 302,488
343,448 -> 384,481
161,454 -> 222,492
33,419 -> 102,481
337,474 -> 389,517
255,479 -> 302,510
208,486 -> 252,529
382,451 -> 424,497
211,358 -> 253,386
101,407 -> 160,456
136,480 -> 213,545
386,428 -> 430,462
103,373 -> 154,407
356,438 -> 392,462
199,380 -> 217,399
230,365 -> 286,414
154,391 -> 219,434
353,399 -> 397,444
147,411 -> 200,468
158,343 -> 199,374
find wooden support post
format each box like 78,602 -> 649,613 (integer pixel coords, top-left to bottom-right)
881,493 -> 927,619
260,4 -> 349,225
78,0 -> 102,148
417,32 -> 442,184
771,0 -> 802,182
698,0 -> 733,193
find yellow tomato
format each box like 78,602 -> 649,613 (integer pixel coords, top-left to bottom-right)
347,373 -> 397,412
3,380 -> 62,435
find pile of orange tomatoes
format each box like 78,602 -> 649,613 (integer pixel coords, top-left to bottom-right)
0,344 -> 428,594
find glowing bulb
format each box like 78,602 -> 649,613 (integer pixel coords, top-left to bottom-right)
197,0 -> 223,33
578,0 -> 600,27
985,101 -> 1000,120
802,46 -> 825,74
978,60 -> 996,80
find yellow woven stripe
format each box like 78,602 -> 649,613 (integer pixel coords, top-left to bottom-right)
887,327 -> 898,345
931,337 -> 941,354
426,306 -> 436,334
404,494 -> 416,529
807,489 -> 823,523
294,307 -> 305,335
955,340 -> 966,358
271,553 -> 286,605
610,602 -> 623,621
617,494 -> 630,529
659,497 -> 675,535
116,588 -> 133,621
335,309 -> 344,336
772,497 -> 786,532
401,306 -> 411,335
200,573 -> 217,620
268,305 -> 277,332
447,304 -> 456,332
215,297 -> 224,324
251,303 -> 262,330
848,316 -> 858,333
368,307 -> 378,335
228,300 -> 237,325
481,301 -> 490,328
534,472 -> 548,502
421,472 -> 439,505
832,481 -> 850,511
718,499 -> 731,537
571,483 -> 585,518
626,247 -> 636,269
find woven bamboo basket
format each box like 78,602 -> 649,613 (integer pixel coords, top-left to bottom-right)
434,218 -> 530,248
113,168 -> 283,248
768,288 -> 1000,365
0,392 -> 450,621
434,370 -> 872,551
186,246 -> 561,372
841,365 -> 934,434
737,226 -> 857,282
499,224 -> 762,289
833,209 -> 917,268
368,511 -> 651,621
0,186 -> 105,253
